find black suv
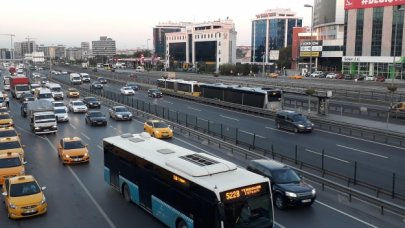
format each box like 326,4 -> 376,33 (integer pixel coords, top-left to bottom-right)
275,110 -> 313,133
247,159 -> 316,209
148,89 -> 162,98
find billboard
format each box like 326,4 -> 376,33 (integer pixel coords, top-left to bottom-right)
300,52 -> 320,57
344,0 -> 405,10
269,50 -> 279,60
299,40 -> 322,57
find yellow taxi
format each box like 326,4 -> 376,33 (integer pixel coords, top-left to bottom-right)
2,175 -> 47,219
66,88 -> 80,98
57,137 -> 90,165
0,112 -> 13,127
0,127 -> 21,142
0,152 -> 25,185
143,119 -> 173,139
288,75 -> 304,80
0,137 -> 25,160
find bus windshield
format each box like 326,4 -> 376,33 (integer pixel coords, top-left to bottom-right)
223,194 -> 273,228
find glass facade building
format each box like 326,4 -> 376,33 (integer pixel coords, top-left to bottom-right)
251,9 -> 302,63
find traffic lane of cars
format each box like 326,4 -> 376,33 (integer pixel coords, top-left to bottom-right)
72,77 -> 405,175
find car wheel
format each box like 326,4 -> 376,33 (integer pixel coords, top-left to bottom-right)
274,194 -> 287,210
293,127 -> 299,133
123,184 -> 131,202
176,219 -> 187,228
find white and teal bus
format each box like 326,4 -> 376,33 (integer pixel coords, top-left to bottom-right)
103,133 -> 274,228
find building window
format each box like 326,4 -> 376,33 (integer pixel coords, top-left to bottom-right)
371,7 -> 384,56
355,9 -> 364,56
391,7 -> 404,56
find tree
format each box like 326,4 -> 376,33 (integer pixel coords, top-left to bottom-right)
305,88 -> 316,116
276,46 -> 292,69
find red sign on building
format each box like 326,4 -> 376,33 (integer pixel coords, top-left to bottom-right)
345,0 -> 405,10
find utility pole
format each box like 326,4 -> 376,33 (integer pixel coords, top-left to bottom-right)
0,34 -> 15,59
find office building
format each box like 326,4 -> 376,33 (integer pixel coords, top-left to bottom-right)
343,2 -> 405,78
92,36 -> 116,56
251,8 -> 302,64
14,41 -> 37,59
153,22 -> 191,59
165,18 -> 237,72
66,47 -> 82,61
37,45 -> 66,59
81,42 -> 90,59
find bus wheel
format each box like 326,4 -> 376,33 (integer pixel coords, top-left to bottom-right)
123,184 -> 131,202
176,219 -> 187,228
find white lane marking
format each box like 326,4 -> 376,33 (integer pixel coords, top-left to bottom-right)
239,130 -> 265,138
220,115 -> 239,121
265,126 -> 295,135
305,149 -> 350,163
187,107 -> 202,112
109,125 -> 117,130
162,100 -> 173,105
316,200 -> 378,228
81,133 -> 90,140
274,221 -> 286,228
45,138 -> 116,228
336,144 -> 388,159
316,128 -> 405,151
69,123 -> 77,129
97,145 -> 103,150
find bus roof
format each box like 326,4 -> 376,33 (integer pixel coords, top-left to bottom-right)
104,133 -> 268,193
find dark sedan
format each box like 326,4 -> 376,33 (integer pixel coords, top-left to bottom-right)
97,77 -> 107,84
85,111 -> 107,126
83,97 -> 101,109
91,81 -> 103,89
126,83 -> 139,91
148,89 -> 162,98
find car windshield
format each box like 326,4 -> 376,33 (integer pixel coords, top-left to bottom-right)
272,169 -> 301,184
150,89 -> 160,93
36,114 -> 55,120
0,130 -> 17,137
90,112 -> 103,117
291,114 -> 307,122
50,87 -> 62,92
0,141 -> 21,150
73,102 -> 85,106
0,114 -> 10,119
153,122 -> 168,128
38,93 -> 53,99
115,107 -> 128,112
86,97 -> 96,102
0,157 -> 21,168
54,109 -> 66,114
10,181 -> 40,197
64,140 -> 85,149
54,103 -> 64,107
69,89 -> 78,92
16,85 -> 30,91
98,78 -> 105,81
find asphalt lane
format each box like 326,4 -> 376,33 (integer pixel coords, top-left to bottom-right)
68,75 -> 405,186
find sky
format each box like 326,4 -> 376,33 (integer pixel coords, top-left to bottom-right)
0,0 -> 313,50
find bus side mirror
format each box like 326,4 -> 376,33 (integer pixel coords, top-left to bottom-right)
218,202 -> 225,219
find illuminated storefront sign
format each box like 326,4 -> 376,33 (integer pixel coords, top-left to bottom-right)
344,0 -> 405,10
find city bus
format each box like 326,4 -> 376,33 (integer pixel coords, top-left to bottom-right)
199,83 -> 283,110
103,133 -> 274,228
157,79 -> 201,96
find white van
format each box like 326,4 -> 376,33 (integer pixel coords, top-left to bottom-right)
80,73 -> 90,83
46,83 -> 64,100
70,73 -> 82,85
35,88 -> 54,102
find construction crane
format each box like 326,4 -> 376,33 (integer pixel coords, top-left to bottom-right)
0,33 -> 15,59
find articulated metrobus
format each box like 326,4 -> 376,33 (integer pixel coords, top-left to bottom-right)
103,133 -> 274,228
199,83 -> 283,110
157,79 -> 201,96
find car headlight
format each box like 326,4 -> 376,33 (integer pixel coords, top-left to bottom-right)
169,129 -> 173,133
117,114 -> 122,118
9,203 -> 17,209
84,152 -> 88,157
155,130 -> 160,134
65,154 -> 70,158
35,127 -> 40,130
19,169 -> 25,175
52,125 -> 57,128
285,192 -> 297,198
297,124 -> 305,128
311,189 -> 316,195
40,196 -> 46,205
311,123 -> 315,127
128,113 -> 133,117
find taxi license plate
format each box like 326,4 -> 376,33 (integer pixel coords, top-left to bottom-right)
44,129 -> 49,132
302,199 -> 311,203
74,158 -> 82,161
24,209 -> 36,213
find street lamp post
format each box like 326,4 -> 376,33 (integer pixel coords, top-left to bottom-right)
304,4 -> 314,75
262,52 -> 265,77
